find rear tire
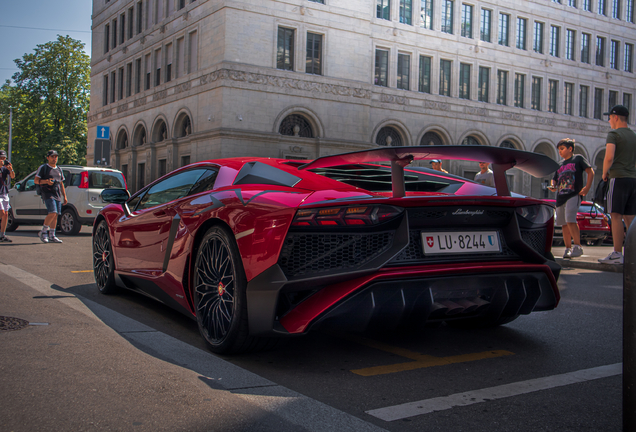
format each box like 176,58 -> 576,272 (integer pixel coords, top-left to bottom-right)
5,209 -> 18,232
59,209 -> 81,235
93,220 -> 118,294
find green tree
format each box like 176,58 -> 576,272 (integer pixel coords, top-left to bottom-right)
0,35 -> 90,180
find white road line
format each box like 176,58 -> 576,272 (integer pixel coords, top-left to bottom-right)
560,299 -> 623,310
366,363 -> 622,422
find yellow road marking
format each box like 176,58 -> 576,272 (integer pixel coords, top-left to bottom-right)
71,270 -> 93,273
343,334 -> 514,377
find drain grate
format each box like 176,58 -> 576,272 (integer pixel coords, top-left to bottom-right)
0,316 -> 30,331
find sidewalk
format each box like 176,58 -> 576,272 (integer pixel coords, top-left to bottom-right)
553,245 -> 624,273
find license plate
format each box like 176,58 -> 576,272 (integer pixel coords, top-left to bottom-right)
421,231 -> 501,254
589,219 -> 602,225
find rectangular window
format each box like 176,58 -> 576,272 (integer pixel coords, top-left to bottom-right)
419,55 -> 431,93
146,0 -> 152,29
439,59 -> 452,96
626,43 -> 634,72
497,70 -> 508,105
498,13 -> 509,46
609,90 -> 618,109
610,40 -> 619,69
579,85 -> 589,117
377,0 -> 391,20
110,71 -> 116,104
181,156 -> 190,167
568,0 -> 577,6
533,22 -> 544,53
564,82 -> 574,115
155,0 -> 164,23
136,1 -> 143,34
461,4 -> 473,38
176,37 -> 185,78
165,43 -> 173,82
583,0 -> 591,10
548,80 -> 558,113
532,77 -> 542,110
478,66 -> 489,102
628,0 -> 635,22
121,165 -> 128,186
137,163 -> 145,190
103,75 -> 109,106
167,0 -> 174,16
612,0 -> 620,18
120,13 -> 126,44
188,30 -> 198,73
158,159 -> 167,178
566,29 -> 575,60
127,7 -> 134,39
397,53 -> 411,90
594,88 -> 604,119
375,49 -> 389,86
624,93 -> 632,123
400,0 -> 413,24
306,32 -> 322,75
145,53 -> 151,90
112,19 -> 117,48
154,48 -> 161,86
549,25 -> 560,57
420,0 -> 433,29
459,63 -> 471,99
442,0 -> 454,34
581,33 -> 591,63
135,58 -> 141,94
126,63 -> 132,97
599,0 -> 607,15
516,18 -> 527,50
480,9 -> 491,42
277,27 -> 295,71
514,73 -> 525,108
104,24 -> 110,53
596,36 -> 606,66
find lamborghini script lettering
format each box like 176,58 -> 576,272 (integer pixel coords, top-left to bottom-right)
452,209 -> 485,216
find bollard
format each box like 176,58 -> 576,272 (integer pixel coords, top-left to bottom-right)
624,220 -> 636,432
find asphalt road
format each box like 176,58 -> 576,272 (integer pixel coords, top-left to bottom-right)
0,226 -> 624,431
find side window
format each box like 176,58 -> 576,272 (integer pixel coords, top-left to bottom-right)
70,173 -> 82,186
136,169 -> 208,210
126,193 -> 144,212
188,169 -> 219,196
22,173 -> 37,192
63,170 -> 71,187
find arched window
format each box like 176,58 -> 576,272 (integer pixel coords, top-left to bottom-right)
420,131 -> 444,146
279,114 -> 314,138
152,119 -> 168,142
174,113 -> 192,138
133,125 -> 147,147
116,130 -> 129,150
376,126 -> 402,146
500,140 -> 516,149
461,136 -> 480,145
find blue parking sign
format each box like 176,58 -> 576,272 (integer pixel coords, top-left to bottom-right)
97,125 -> 110,139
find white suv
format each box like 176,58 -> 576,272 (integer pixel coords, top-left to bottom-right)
7,165 -> 127,235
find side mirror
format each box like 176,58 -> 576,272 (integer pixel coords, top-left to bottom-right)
100,188 -> 130,204
16,182 -> 22,192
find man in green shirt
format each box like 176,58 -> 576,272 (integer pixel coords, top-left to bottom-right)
599,105 -> 636,264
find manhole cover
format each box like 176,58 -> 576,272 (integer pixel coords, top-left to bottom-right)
0,316 -> 30,331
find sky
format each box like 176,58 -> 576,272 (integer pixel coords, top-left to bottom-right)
0,0 -> 93,85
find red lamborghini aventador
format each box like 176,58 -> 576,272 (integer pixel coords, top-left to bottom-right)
93,145 -> 561,354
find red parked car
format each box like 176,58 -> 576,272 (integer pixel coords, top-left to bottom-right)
547,200 -> 610,246
93,145 -> 561,354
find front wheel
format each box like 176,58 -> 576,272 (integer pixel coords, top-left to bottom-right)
93,220 -> 117,294
59,209 -> 81,235
193,226 -> 252,354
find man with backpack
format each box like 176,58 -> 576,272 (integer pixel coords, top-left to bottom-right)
34,150 -> 67,243
0,150 -> 16,242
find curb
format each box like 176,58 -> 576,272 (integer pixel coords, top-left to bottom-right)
555,258 -> 624,273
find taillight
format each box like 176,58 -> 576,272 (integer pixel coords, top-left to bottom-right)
79,171 -> 89,189
292,205 -> 403,227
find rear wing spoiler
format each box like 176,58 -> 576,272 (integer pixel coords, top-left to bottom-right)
299,145 -> 559,198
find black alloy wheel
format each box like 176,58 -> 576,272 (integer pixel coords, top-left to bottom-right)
194,226 -> 250,354
93,220 -> 117,294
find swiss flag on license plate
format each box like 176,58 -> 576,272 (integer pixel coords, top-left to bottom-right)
426,236 -> 434,248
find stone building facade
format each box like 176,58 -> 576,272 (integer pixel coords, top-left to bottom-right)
88,0 -> 636,195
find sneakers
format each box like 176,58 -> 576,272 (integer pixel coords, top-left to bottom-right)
570,245 -> 584,258
598,251 -> 624,264
563,248 -> 572,259
38,231 -> 49,243
0,235 -> 12,243
48,235 -> 63,243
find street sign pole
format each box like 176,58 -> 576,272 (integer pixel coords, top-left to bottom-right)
624,221 -> 636,432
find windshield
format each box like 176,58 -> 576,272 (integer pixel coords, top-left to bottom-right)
90,171 -> 126,189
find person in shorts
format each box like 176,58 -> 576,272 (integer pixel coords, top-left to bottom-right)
0,150 -> 16,242
34,150 -> 67,243
599,105 -> 636,264
548,138 -> 594,259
